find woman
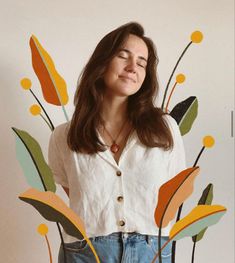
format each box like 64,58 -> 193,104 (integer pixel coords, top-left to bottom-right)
48,22 -> 186,263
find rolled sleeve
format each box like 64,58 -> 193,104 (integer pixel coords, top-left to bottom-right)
166,115 -> 187,178
48,128 -> 69,188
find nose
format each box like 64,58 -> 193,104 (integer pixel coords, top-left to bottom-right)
125,58 -> 136,73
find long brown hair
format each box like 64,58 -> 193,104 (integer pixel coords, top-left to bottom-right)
67,22 -> 173,153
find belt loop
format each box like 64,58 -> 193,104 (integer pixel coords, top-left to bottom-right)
146,235 -> 151,245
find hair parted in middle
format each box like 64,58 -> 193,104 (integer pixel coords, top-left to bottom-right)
67,21 -> 173,154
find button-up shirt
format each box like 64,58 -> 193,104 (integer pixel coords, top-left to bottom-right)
48,115 -> 186,243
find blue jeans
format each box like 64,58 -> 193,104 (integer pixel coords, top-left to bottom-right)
58,232 -> 172,263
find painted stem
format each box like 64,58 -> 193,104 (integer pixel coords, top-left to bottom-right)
61,104 -> 69,122
161,41 -> 192,110
171,203 -> 183,263
158,224 -> 163,263
165,82 -> 177,113
45,234 -> 53,263
191,241 -> 196,263
193,146 -> 205,167
30,89 -> 55,130
57,223 -> 67,263
40,114 -> 53,131
151,238 -> 172,263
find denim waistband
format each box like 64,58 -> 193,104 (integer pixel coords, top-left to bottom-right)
89,232 -> 164,243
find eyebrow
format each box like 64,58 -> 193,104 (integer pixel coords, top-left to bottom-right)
118,48 -> 148,63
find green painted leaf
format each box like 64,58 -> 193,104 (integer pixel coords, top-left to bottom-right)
170,96 -> 198,136
12,127 -> 56,192
192,184 -> 214,242
170,205 -> 226,241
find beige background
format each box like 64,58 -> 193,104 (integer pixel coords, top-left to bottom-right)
0,0 -> 234,262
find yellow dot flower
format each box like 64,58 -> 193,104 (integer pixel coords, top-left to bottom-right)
37,224 -> 48,236
203,135 -> 215,148
20,78 -> 32,90
176,74 -> 186,84
30,104 -> 41,116
191,31 -> 203,43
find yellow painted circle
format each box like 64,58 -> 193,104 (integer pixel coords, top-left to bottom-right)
29,104 -> 41,116
37,224 -> 48,236
191,31 -> 203,43
20,78 -> 32,90
176,74 -> 186,84
203,135 -> 215,148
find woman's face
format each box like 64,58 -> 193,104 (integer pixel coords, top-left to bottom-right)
103,34 -> 148,98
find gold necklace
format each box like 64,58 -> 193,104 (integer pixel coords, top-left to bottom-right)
102,120 -> 128,153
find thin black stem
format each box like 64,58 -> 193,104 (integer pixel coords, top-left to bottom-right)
171,203 -> 184,263
40,114 -> 53,131
191,241 -> 196,263
158,225 -> 162,263
57,222 -> 67,263
30,89 -> 55,130
193,146 -> 205,167
161,41 -> 193,110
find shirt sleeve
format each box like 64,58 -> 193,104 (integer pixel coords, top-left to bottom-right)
48,127 -> 69,188
165,114 -> 187,179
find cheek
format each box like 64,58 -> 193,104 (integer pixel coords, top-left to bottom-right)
139,71 -> 146,84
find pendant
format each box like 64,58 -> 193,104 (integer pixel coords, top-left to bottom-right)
110,143 -> 120,153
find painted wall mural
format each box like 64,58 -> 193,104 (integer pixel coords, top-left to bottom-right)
12,31 -> 227,263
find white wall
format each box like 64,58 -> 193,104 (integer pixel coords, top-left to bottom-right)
0,0 -> 234,262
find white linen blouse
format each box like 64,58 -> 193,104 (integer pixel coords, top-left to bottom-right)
48,114 -> 186,243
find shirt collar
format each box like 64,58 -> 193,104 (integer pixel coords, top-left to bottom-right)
97,130 -> 137,168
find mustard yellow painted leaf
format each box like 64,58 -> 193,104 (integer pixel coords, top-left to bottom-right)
170,205 -> 226,241
155,167 -> 200,227
30,35 -> 68,106
19,188 -> 100,263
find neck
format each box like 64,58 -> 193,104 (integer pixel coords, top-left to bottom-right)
101,95 -> 128,125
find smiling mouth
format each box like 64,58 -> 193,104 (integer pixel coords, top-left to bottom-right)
119,75 -> 136,83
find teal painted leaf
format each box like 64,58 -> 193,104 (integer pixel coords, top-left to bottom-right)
170,205 -> 226,241
192,184 -> 214,242
170,96 -> 198,136
12,127 -> 56,192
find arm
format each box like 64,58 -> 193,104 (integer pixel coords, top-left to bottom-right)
62,186 -> 69,197
48,125 -> 70,194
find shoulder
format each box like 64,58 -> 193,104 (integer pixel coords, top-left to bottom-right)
162,114 -> 181,140
162,114 -> 178,130
50,121 -> 71,147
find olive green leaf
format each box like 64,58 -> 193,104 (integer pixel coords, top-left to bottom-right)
170,96 -> 198,136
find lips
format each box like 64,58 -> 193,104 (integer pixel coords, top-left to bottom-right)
119,75 -> 136,83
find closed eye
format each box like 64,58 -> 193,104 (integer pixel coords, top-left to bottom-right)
137,63 -> 145,68
118,55 -> 128,59
137,62 -> 146,69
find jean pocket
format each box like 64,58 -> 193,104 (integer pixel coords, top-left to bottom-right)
149,237 -> 172,258
64,240 -> 89,253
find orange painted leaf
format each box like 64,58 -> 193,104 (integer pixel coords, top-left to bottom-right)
155,166 -> 200,227
30,35 -> 68,105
